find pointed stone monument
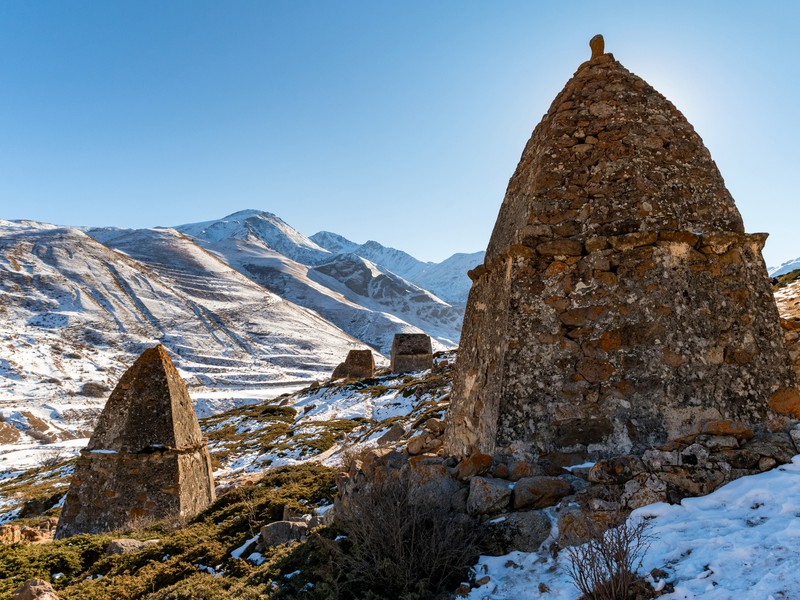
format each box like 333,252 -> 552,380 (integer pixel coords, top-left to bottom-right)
55,345 -> 215,538
445,36 -> 799,463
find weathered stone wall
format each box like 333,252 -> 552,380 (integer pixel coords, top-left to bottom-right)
55,447 -> 213,537
445,43 -> 798,462
449,230 -> 796,460
485,53 -> 744,266
56,346 -> 215,538
332,349 -> 375,380
391,333 -> 433,373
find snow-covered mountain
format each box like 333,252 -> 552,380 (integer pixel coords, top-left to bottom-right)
770,256 -> 800,277
176,211 -> 466,352
0,209 -> 481,439
0,220 -> 363,437
178,209 -> 332,265
311,231 -> 484,306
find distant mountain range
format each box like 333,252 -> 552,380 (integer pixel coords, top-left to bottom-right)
0,211 -> 483,437
770,257 -> 800,277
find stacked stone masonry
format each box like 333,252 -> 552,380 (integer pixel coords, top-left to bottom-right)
391,333 -> 434,373
338,417 -> 800,558
55,345 -> 215,539
332,349 -> 375,380
445,41 -> 799,462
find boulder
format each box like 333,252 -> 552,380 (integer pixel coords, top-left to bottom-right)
480,510 -> 552,555
467,477 -> 512,515
0,525 -> 21,544
699,419 -> 753,441
512,476 -> 572,510
11,579 -> 59,600
406,434 -> 429,456
746,432 -> 796,464
261,520 -> 308,548
377,423 -> 406,445
588,455 -> 646,484
455,452 -> 493,481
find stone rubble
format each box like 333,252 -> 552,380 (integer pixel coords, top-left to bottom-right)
338,412 -> 800,555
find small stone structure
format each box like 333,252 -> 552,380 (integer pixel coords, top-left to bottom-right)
445,36 -> 799,462
390,333 -> 433,373
55,345 -> 215,538
332,349 -> 375,380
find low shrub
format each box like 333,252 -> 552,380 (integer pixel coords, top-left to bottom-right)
564,515 -> 652,600
324,469 -> 478,599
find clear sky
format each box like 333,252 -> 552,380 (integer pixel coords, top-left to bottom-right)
1,1 -> 798,267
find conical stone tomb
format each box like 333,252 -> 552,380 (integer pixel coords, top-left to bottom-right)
445,37 -> 799,463
55,345 -> 215,538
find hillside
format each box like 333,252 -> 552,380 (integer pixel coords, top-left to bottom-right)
174,211 -> 463,353
2,353 -> 800,599
311,230 -> 484,306
0,220 -> 362,440
0,208 -> 482,448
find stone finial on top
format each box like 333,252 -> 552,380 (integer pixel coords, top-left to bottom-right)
590,34 -> 605,59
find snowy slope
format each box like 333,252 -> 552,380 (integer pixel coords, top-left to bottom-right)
467,453 -> 800,599
177,209 -> 331,265
177,212 -> 462,352
309,253 -> 461,347
411,251 -> 485,306
142,232 -> 426,355
0,221 -> 363,438
309,231 -> 360,255
311,230 -> 484,306
769,257 -> 800,277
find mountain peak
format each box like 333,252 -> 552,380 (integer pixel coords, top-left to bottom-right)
223,209 -> 278,220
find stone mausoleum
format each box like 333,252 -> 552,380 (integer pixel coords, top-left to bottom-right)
445,36 -> 799,463
56,345 -> 215,538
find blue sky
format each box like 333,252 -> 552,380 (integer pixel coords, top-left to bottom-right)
0,1 -> 798,266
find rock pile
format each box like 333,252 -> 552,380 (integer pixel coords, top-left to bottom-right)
55,345 -> 216,538
0,518 -> 58,544
390,333 -> 433,373
332,349 -> 375,380
339,418 -> 800,555
446,36 -> 799,462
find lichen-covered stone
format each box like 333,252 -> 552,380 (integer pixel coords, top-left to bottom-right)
466,477 -> 512,515
480,510 -> 551,555
511,476 -> 572,509
445,39 -> 797,462
390,333 -> 433,373
55,345 -> 215,538
11,578 -> 59,600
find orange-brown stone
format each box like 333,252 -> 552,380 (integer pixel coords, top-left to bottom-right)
768,387 -> 800,419
455,452 -> 493,481
699,419 -> 754,441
